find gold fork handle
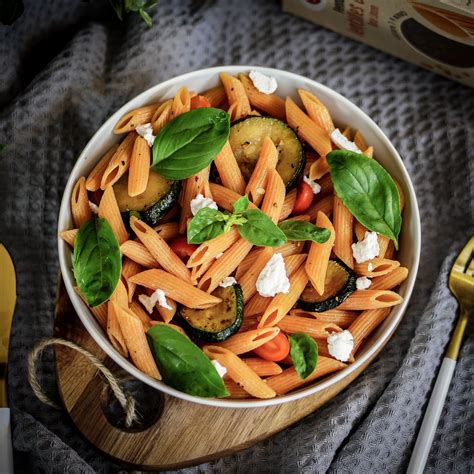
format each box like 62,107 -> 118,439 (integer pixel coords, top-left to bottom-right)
446,306 -> 470,360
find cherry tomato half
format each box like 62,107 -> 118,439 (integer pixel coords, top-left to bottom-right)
292,180 -> 314,214
169,235 -> 198,261
253,329 -> 290,362
190,95 -> 211,109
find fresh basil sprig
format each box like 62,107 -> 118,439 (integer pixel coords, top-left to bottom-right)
146,324 -> 229,398
73,218 -> 122,307
288,333 -> 318,380
327,150 -> 402,248
152,108 -> 230,180
187,195 -> 286,247
279,219 -> 331,244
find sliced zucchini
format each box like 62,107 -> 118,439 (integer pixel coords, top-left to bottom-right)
228,116 -> 305,189
178,284 -> 244,342
298,259 -> 356,312
113,170 -> 180,226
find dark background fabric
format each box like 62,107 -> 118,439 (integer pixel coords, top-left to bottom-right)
1,0 -> 473,472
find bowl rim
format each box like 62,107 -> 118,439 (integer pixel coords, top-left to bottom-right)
58,65 -> 421,408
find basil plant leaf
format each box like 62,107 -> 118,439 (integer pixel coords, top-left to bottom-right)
152,108 -> 230,180
233,195 -> 250,214
238,209 -> 287,247
279,219 -> 331,244
187,207 -> 226,244
327,150 -> 402,248
288,333 -> 318,380
73,218 -> 122,307
147,324 -> 229,398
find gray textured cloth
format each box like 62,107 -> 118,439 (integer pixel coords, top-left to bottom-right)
1,0 -> 473,472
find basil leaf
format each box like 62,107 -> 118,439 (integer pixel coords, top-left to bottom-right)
279,219 -> 331,244
223,213 -> 247,232
288,333 -> 318,380
187,207 -> 226,244
146,324 -> 229,397
327,150 -> 402,249
152,108 -> 230,180
233,195 -> 250,214
73,218 -> 122,307
238,209 -> 287,247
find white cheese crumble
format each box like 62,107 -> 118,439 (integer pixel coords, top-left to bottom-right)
219,276 -> 237,288
352,231 -> 380,264
190,193 -> 218,216
256,253 -> 290,297
249,70 -> 278,95
88,201 -> 99,214
356,276 -> 372,290
138,289 -> 172,314
135,122 -> 156,147
327,330 -> 354,362
368,262 -> 374,272
211,360 -> 227,378
330,129 -> 362,153
303,176 -> 322,195
215,252 -> 224,259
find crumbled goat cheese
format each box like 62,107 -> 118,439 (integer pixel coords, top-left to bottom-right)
249,70 -> 278,94
327,330 -> 354,362
303,176 -> 322,195
256,253 -> 290,297
212,360 -> 227,378
138,289 -> 172,314
356,276 -> 372,290
89,201 -> 99,214
368,262 -> 374,272
190,193 -> 218,216
330,129 -> 362,153
215,252 -> 224,259
135,123 -> 155,147
219,276 -> 237,288
352,231 -> 380,264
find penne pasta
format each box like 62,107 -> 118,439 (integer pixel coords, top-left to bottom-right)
109,278 -> 129,309
59,229 -> 78,247
266,356 -> 346,395
90,302 -> 108,329
384,240 -> 395,260
370,267 -> 408,291
98,186 -> 128,244
278,188 -> 297,221
100,132 -> 136,189
130,217 -> 191,283
307,195 -> 334,221
242,358 -> 283,376
202,85 -> 227,108
363,146 -> 373,158
213,327 -> 280,355
151,99 -> 173,133
220,72 -> 251,120
333,195 -> 354,269
213,141 -> 246,195
305,211 -> 335,295
289,308 -> 358,329
277,316 -> 342,340
121,258 -> 141,303
244,292 -> 271,318
209,183 -> 257,212
239,247 -> 274,303
129,269 -> 222,309
298,89 -> 335,135
170,87 -> 191,119
204,346 -> 276,399
349,308 -> 391,355
261,168 -> 285,224
86,144 -> 118,192
154,222 -> 180,241
338,290 -> 403,310
114,103 -> 160,134
71,177 -> 92,228
128,135 -> 150,197
190,259 -> 214,285
224,379 -> 251,399
129,299 -> 152,330
309,156 -> 330,180
155,296 -> 177,324
354,258 -> 400,277
353,130 -> 367,151
246,136 -> 278,205
107,300 -> 129,357
120,240 -> 159,269
239,315 -> 260,333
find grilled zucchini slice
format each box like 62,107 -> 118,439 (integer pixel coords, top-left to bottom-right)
113,170 -> 180,226
228,116 -> 305,189
178,284 -> 244,342
298,259 -> 356,312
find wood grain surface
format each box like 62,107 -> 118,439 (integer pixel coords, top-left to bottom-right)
54,278 -> 385,471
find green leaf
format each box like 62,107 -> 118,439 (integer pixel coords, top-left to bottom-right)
139,8 -> 152,27
238,209 -> 287,247
109,0 -> 123,19
73,218 -> 122,307
223,213 -> 247,232
146,324 -> 229,397
187,207 -> 226,244
152,108 -> 230,180
233,195 -> 250,214
279,219 -> 331,244
288,333 -> 318,380
327,150 -> 402,249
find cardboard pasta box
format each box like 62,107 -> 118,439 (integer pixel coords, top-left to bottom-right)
282,0 -> 474,87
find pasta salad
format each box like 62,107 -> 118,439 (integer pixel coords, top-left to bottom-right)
60,70 -> 408,400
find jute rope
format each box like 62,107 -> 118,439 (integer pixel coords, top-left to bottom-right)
28,338 -> 139,427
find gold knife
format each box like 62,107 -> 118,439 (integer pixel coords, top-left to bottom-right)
0,243 -> 16,473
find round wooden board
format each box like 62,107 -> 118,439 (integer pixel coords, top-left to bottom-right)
54,279 -> 382,471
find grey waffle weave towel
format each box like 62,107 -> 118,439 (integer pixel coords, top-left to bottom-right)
1,0 -> 473,472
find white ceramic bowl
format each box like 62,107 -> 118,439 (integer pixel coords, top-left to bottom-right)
58,66 -> 421,408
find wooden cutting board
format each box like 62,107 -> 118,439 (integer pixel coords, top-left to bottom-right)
54,278 -> 382,470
